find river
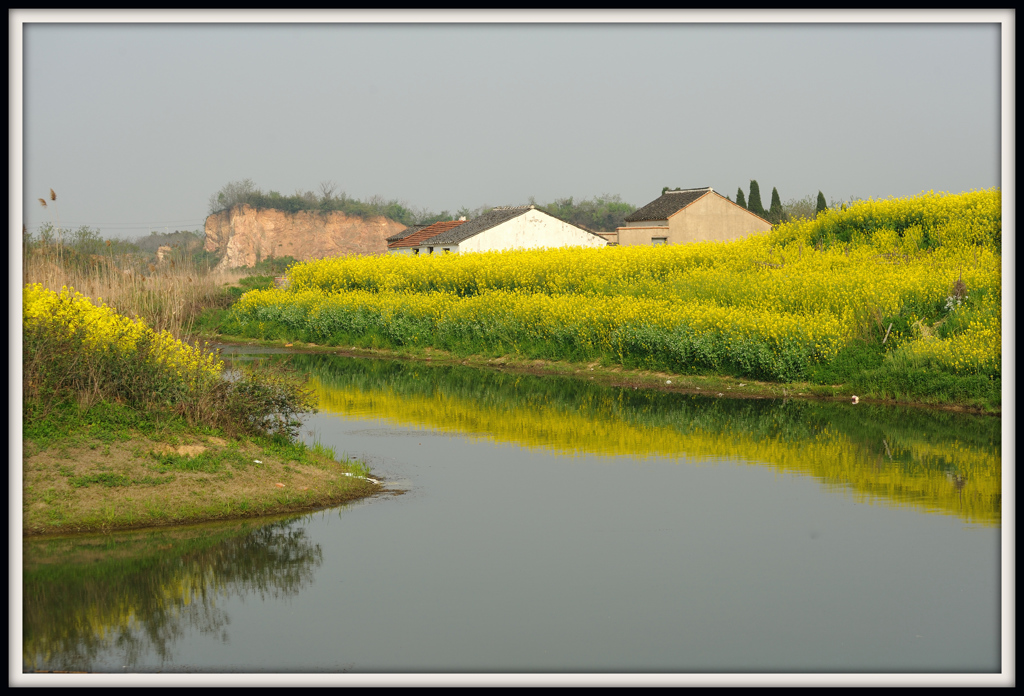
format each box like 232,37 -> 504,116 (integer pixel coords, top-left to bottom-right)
21,349 -> 1003,678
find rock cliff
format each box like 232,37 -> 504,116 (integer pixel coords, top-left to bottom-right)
204,205 -> 408,269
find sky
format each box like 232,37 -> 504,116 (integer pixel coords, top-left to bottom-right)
13,10 -> 1010,240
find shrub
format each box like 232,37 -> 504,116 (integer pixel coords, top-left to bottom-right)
23,284 -> 315,437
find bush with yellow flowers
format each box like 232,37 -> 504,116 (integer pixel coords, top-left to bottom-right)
23,284 -> 314,436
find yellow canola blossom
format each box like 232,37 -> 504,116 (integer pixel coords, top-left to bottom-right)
284,189 -> 1000,303
235,286 -> 849,365
891,290 -> 1002,374
235,189 -> 1001,379
23,284 -> 223,381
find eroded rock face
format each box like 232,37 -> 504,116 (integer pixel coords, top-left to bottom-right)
204,205 -> 408,269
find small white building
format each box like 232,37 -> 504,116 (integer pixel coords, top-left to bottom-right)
401,205 -> 607,255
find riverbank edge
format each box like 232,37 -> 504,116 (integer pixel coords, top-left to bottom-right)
203,333 -> 1001,417
21,425 -> 391,540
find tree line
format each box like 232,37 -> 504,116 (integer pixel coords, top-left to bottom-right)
209,180 -> 637,232
208,179 -> 448,227
728,180 -> 830,224
23,223 -> 219,272
532,194 -> 636,232
209,178 -> 849,233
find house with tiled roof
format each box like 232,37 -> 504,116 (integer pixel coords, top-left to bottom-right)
386,225 -> 425,245
388,219 -> 468,255
613,187 -> 772,247
399,205 -> 607,256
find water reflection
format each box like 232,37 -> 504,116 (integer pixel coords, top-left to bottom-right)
22,516 -> 322,673
282,353 -> 1001,526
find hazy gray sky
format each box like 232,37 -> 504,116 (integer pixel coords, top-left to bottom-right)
14,11 -> 1008,239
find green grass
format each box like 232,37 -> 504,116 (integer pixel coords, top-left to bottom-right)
22,402 -> 382,536
148,448 -> 248,474
205,313 -> 1000,412
67,473 -> 133,488
21,316 -> 382,536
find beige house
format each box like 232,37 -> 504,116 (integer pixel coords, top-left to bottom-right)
613,187 -> 772,247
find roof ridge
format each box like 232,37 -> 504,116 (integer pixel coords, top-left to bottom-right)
623,187 -> 714,223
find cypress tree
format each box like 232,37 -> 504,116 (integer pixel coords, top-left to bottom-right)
747,180 -> 766,219
735,187 -> 747,209
767,187 -> 784,224
816,191 -> 828,216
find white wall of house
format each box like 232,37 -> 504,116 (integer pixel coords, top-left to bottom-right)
443,209 -> 607,254
408,245 -> 454,255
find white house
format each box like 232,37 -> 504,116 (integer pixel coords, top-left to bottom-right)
402,205 -> 607,255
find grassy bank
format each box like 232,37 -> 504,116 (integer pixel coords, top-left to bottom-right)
214,189 -> 1001,412
196,334 -> 1001,416
21,283 -> 383,537
22,402 -> 380,537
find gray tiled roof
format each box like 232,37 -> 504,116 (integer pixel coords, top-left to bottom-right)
421,206 -> 534,246
386,225 -> 424,243
624,187 -> 712,222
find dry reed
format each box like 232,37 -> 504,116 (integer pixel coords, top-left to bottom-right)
23,248 -> 247,341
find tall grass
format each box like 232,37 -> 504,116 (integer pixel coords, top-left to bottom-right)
20,212 -> 320,447
23,241 -> 247,341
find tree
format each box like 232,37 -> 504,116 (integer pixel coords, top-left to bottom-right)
735,187 -> 747,209
536,194 -> 636,232
767,187 -> 785,225
209,179 -> 259,214
747,180 -> 766,219
318,180 -> 338,208
782,194 -> 817,222
816,191 -> 828,217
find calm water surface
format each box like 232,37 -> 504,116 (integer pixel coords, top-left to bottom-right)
22,351 -> 1002,674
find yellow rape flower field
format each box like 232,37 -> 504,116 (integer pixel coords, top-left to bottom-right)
225,189 -> 1002,412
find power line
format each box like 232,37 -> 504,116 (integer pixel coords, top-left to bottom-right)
24,219 -> 207,227
23,221 -> 207,232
